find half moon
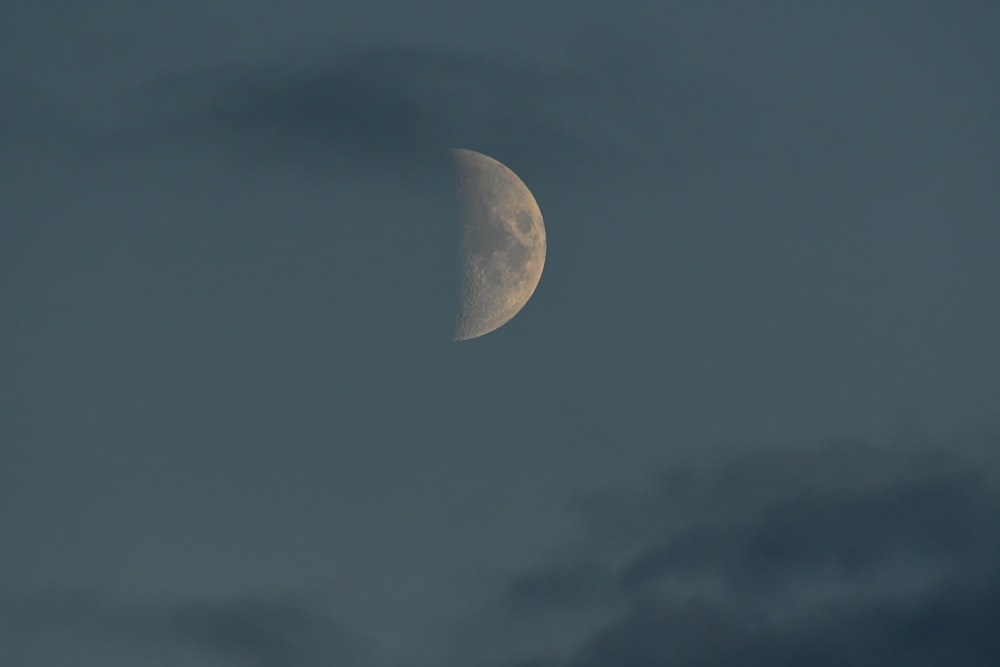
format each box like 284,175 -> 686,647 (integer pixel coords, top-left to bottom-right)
452,148 -> 547,341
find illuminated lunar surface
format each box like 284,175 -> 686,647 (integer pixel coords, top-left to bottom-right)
452,148 -> 546,341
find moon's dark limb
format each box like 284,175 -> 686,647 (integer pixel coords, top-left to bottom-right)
452,148 -> 546,341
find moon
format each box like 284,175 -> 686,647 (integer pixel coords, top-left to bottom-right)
452,148 -> 547,341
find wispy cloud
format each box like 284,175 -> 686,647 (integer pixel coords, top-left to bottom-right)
458,434 -> 1000,666
4,435 -> 998,667
2,589 -> 370,666
80,42 -> 729,188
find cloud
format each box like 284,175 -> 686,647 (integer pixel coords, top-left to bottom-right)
1,589 -> 370,666
568,576 -> 1000,667
4,434 -> 997,667
464,434 -> 1000,666
89,42 -> 729,187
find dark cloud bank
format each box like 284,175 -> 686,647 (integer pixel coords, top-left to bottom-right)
5,432 -> 997,666
465,432 -> 1000,667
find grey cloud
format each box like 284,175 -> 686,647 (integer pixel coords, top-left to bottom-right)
96,43 -> 729,187
474,434 -> 1000,666
571,576 -> 1000,667
2,589 -> 369,666
505,562 -> 615,612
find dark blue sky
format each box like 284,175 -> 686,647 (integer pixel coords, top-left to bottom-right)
2,2 -> 999,665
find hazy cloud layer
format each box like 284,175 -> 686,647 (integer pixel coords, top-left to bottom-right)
81,42 -> 728,188
1,590 -> 369,666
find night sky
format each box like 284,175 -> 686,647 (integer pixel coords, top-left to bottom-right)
3,2 -> 999,665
